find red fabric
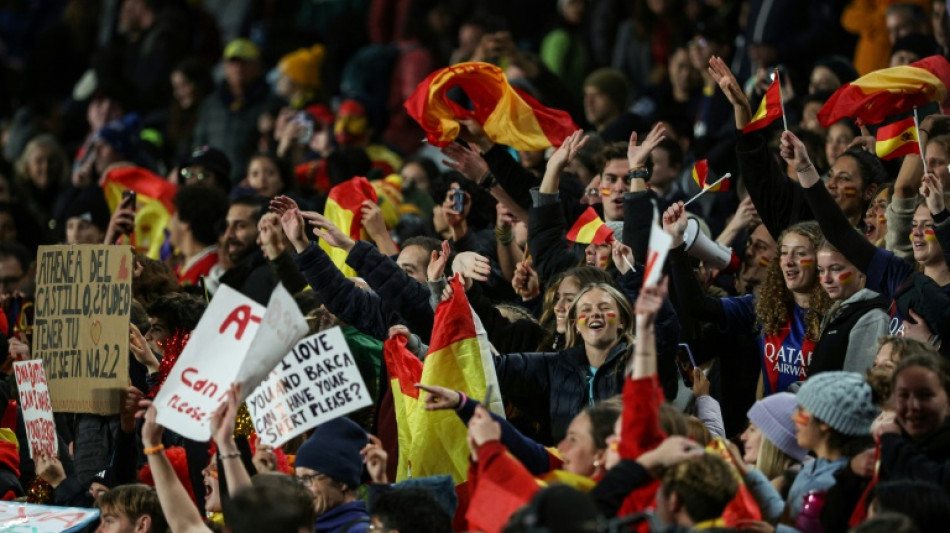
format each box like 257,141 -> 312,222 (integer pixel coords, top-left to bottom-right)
294,160 -> 331,195
383,335 -> 424,399
99,166 -> 177,212
328,177 -> 378,241
849,442 -> 882,527
617,375 -> 666,521
176,251 -> 218,286
138,446 -> 197,506
465,440 -> 541,533
818,55 -> 950,127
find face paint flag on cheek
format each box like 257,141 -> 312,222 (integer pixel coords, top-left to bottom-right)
792,410 -> 811,426
925,228 -> 938,242
878,215 -> 886,225
605,312 -> 617,324
799,258 -> 815,268
600,188 -> 612,197
599,256 -> 609,269
576,314 -> 588,326
758,257 -> 771,267
842,186 -> 858,198
838,271 -> 854,284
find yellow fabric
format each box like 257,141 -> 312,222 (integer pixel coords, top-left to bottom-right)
0,429 -> 18,451
102,181 -> 170,259
320,197 -> 359,278
693,518 -> 727,530
279,44 -> 325,90
841,0 -> 930,75
875,123 -> 918,158
852,65 -> 947,102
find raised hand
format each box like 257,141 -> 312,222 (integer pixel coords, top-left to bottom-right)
427,240 -> 452,282
137,399 -> 164,449
359,200 -> 388,239
627,123 -> 667,170
662,201 -> 689,248
104,193 -> 136,244
278,208 -> 309,253
511,261 -> 540,300
452,252 -> 491,282
634,276 -> 669,327
129,324 -> 159,373
611,240 -> 635,274
120,386 -> 144,434
258,212 -> 285,260
360,434 -> 389,484
35,452 -> 67,487
252,444 -> 278,473
467,404 -> 501,447
209,384 -> 242,449
269,195 -> 300,215
708,56 -> 752,130
301,211 -> 356,252
442,143 -> 491,184
920,172 -> 946,215
416,383 -> 463,411
545,129 -> 588,173
779,131 -> 818,187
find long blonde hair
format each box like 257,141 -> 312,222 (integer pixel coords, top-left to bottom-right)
755,221 -> 831,339
756,437 -> 797,480
565,283 -> 635,350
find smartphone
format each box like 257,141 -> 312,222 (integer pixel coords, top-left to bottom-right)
676,343 -> 697,387
122,189 -> 137,210
451,189 -> 465,213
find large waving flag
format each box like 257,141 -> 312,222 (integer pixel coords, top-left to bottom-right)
743,77 -> 783,133
818,55 -> 950,127
566,207 -> 613,245
322,177 -> 378,277
386,274 -> 505,483
405,62 -> 577,150
101,166 -> 177,259
875,116 -> 921,160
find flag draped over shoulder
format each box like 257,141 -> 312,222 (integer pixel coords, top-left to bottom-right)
818,55 -> 950,127
322,177 -> 377,277
875,116 -> 920,160
743,77 -> 783,133
566,207 -> 613,245
385,274 -> 504,483
101,166 -> 177,259
405,62 -> 577,150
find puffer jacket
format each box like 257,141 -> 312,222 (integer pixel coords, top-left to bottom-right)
494,341 -> 630,443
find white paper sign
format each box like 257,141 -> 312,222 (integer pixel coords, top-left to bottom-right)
0,501 -> 99,533
246,327 -> 372,447
155,284 -> 308,441
13,361 -> 57,458
644,214 -> 673,287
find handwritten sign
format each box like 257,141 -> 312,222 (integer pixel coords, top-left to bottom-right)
32,245 -> 132,414
247,327 -> 372,447
0,501 -> 99,533
155,284 -> 307,441
13,361 -> 56,458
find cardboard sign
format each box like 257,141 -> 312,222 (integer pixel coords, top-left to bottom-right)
155,284 -> 307,441
32,245 -> 132,414
13,360 -> 56,458
0,501 -> 99,533
247,327 -> 372,447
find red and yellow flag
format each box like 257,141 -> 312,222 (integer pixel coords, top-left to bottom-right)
382,334 -> 424,481
692,159 -> 730,191
743,77 -> 783,133
101,166 -> 177,259
387,275 -> 504,483
321,177 -> 378,277
818,55 -> 950,127
405,62 -> 577,150
875,116 -> 920,160
707,438 -> 763,526
566,207 -> 613,245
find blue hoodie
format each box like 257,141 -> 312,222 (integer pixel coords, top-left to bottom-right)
316,501 -> 370,533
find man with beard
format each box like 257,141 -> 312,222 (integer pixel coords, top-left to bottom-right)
217,195 -> 277,304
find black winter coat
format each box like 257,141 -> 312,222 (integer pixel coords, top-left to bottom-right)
494,341 -> 630,442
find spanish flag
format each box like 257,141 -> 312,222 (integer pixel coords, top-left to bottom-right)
566,207 -> 613,245
101,166 -> 177,259
322,177 -> 377,277
743,77 -> 783,133
382,333 -> 424,481
692,159 -> 730,191
875,116 -> 920,160
387,274 -> 504,483
405,62 -> 577,150
707,438 -> 763,526
818,55 -> 950,127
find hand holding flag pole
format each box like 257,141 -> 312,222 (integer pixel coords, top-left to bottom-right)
684,173 -> 732,207
776,68 -> 788,132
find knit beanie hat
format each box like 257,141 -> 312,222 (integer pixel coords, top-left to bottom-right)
58,186 -> 111,234
748,392 -> 809,462
797,372 -> 878,436
294,417 -> 367,487
583,68 -> 630,111
279,44 -> 326,91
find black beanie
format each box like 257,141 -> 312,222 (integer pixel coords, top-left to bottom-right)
294,417 -> 367,487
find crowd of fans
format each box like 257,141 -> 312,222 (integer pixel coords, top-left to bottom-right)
2,0 -> 950,532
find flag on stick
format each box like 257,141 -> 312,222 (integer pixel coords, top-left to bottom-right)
875,116 -> 920,160
743,77 -> 784,133
566,207 -> 613,245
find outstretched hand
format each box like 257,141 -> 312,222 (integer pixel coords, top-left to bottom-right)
779,131 -> 819,188
545,130 -> 588,173
416,383 -> 463,411
627,123 -> 667,170
301,211 -> 356,252
662,201 -> 689,248
427,240 -> 452,282
209,384 -> 242,450
921,173 -> 946,215
708,56 -> 752,130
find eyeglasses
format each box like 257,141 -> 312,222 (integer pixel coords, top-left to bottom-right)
180,167 -> 210,182
295,472 -> 327,485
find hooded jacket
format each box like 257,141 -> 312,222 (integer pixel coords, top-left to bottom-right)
809,288 -> 889,376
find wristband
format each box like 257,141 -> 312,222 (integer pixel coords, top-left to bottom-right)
220,452 -> 242,460
920,129 -> 930,137
144,444 -> 165,456
796,163 -> 814,173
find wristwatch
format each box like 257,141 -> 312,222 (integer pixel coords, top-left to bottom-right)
627,166 -> 650,181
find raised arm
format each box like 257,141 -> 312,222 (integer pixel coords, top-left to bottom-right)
210,385 -> 252,495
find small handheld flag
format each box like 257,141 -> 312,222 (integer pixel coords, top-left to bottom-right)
875,116 -> 920,160
644,201 -> 673,287
691,160 -> 730,191
566,207 -> 614,245
743,75 -> 784,134
685,173 -> 732,207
